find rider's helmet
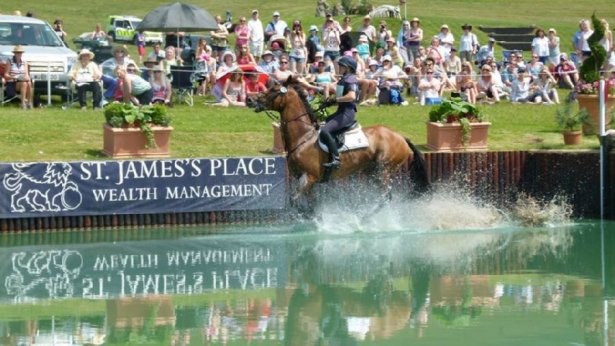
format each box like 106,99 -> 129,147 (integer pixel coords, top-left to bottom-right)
337,56 -> 357,74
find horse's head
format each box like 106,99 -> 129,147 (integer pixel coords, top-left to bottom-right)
254,75 -> 305,113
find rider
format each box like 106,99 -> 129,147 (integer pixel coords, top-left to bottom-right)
320,55 -> 359,169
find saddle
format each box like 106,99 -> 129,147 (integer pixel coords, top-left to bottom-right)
318,122 -> 370,153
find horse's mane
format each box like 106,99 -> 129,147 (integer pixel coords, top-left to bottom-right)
289,84 -> 319,124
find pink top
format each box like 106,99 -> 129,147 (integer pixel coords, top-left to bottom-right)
235,25 -> 250,46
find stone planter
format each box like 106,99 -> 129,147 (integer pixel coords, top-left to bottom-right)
577,94 -> 615,135
563,131 -> 582,145
102,123 -> 173,158
426,121 -> 491,151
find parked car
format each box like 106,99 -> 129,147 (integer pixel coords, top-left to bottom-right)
106,15 -> 163,45
179,34 -> 212,65
0,15 -> 78,95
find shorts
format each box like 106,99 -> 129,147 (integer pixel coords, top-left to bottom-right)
324,50 -> 340,62
249,41 -> 263,57
582,50 -> 592,57
289,56 -> 305,63
212,45 -> 228,53
137,46 -> 145,56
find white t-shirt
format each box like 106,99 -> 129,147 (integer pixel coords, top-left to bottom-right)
437,32 -> 455,54
266,20 -> 288,37
511,78 -> 530,101
248,18 -> 264,43
419,76 -> 441,98
532,37 -> 550,57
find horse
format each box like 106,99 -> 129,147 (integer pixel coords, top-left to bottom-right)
254,75 -> 430,214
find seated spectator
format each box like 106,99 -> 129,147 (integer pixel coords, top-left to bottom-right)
3,45 -> 33,109
259,50 -> 279,74
455,65 -> 477,104
237,44 -> 257,65
386,37 -> 404,67
270,41 -> 285,60
101,45 -> 135,99
510,68 -> 534,103
500,62 -> 517,91
418,67 -> 441,106
515,53 -> 526,69
476,65 -> 500,103
115,66 -> 152,106
555,53 -> 578,89
373,47 -> 386,66
272,55 -> 321,93
526,53 -> 544,80
91,23 -> 111,40
141,57 -> 157,82
149,65 -> 172,106
219,51 -> 237,74
309,58 -> 337,99
373,55 -> 407,90
68,49 -> 102,110
211,70 -> 246,107
489,60 -> 507,96
405,57 -> 423,97
365,59 -> 381,82
532,66 -> 559,104
444,47 -> 461,79
417,45 -> 427,61
245,72 -> 267,105
162,46 -> 183,76
148,43 -> 165,63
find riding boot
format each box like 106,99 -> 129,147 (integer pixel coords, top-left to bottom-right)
320,132 -> 341,169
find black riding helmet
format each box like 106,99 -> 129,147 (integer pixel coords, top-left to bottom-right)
338,56 -> 357,73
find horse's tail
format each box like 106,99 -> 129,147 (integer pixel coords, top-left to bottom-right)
405,137 -> 431,195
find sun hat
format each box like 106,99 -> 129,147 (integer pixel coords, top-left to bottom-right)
386,37 -> 395,43
461,23 -> 472,30
144,57 -> 158,65
252,9 -> 258,14
548,28 -> 556,34
221,50 -> 236,62
368,59 -> 378,66
261,50 -> 274,58
111,45 -> 128,55
359,34 -> 368,42
12,45 -> 25,53
310,25 -> 319,32
363,15 -> 371,20
151,64 -> 164,72
383,54 -> 392,62
273,11 -> 280,16
560,53 -> 568,60
410,17 -> 420,23
489,37 -> 496,42
350,48 -> 358,53
78,48 -> 95,59
440,24 -> 449,30
482,65 -> 492,71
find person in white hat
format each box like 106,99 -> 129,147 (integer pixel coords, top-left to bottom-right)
247,9 -> 264,62
356,35 -> 370,61
258,50 -> 279,74
547,28 -> 561,66
357,15 -> 376,42
264,11 -> 288,43
437,24 -> 454,57
4,45 -> 33,109
68,48 -> 102,109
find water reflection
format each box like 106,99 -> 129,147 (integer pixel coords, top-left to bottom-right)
0,223 -> 612,345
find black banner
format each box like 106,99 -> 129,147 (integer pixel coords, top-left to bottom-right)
0,157 -> 287,218
0,237 -> 288,303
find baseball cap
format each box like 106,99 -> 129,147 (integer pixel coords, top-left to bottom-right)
383,54 -> 392,62
252,10 -> 258,14
517,67 -> 527,73
489,37 -> 496,42
310,25 -> 318,32
273,11 -> 280,16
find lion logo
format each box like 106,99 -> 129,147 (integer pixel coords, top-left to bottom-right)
2,162 -> 82,213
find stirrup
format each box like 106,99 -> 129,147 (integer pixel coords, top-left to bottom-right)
323,157 -> 341,169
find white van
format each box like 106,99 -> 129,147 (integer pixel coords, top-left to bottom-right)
0,15 -> 78,95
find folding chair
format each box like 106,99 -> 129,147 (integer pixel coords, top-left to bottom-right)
0,63 -> 24,106
170,65 -> 196,106
502,50 -> 513,63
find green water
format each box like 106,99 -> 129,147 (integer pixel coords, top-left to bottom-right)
0,222 -> 613,345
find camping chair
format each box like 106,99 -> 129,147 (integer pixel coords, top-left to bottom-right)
502,50 -> 513,63
170,65 -> 196,106
0,63 -> 29,106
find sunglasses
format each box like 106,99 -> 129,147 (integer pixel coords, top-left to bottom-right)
280,61 -> 288,64
127,69 -> 136,73
426,71 -> 434,74
240,20 -> 246,23
153,71 -> 162,73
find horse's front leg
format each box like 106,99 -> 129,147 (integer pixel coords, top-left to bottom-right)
292,173 -> 317,218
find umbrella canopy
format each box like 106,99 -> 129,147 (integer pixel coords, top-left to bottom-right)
138,2 -> 218,32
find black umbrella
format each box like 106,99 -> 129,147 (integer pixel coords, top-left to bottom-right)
138,2 -> 219,32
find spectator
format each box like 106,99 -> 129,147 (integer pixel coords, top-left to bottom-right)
68,49 -> 102,109
115,66 -> 152,106
554,53 -> 578,89
356,35 -> 370,62
270,40 -> 284,60
531,28 -> 549,64
264,12 -> 288,43
322,19 -> 341,74
91,23 -> 111,40
532,66 -> 559,104
13,10 -> 21,16
245,72 -> 266,105
162,46 -> 183,76
321,12 -> 341,32
572,20 -> 584,58
289,20 -> 307,75
212,70 -> 246,107
135,30 -> 146,64
386,37 -> 403,67
577,19 -> 593,60
500,62 -> 517,91
258,50 -> 278,74
218,51 -> 237,74
147,43 -> 165,63
416,45 -> 427,61
210,15 -> 230,60
310,58 -> 337,99
149,64 -> 172,105
53,19 -> 67,43
437,24 -> 454,57
444,47 -> 461,79
25,11 -> 34,17
510,67 -> 532,103
547,28 -> 561,66
248,10 -> 264,62
357,15 -> 377,43
234,16 -> 250,53
405,57 -> 423,97
141,57 -> 157,82
477,65 -> 500,103
237,44 -> 256,65
418,67 -> 441,106
308,25 -> 323,52
455,62 -> 477,103
101,45 -> 135,99
340,16 -> 352,34
426,36 -> 445,67
4,45 -> 33,109
458,23 -> 478,64
372,55 -> 407,90
526,53 -> 544,80
600,19 -> 615,71
475,38 -> 495,66
376,20 -> 393,51
164,31 -> 185,57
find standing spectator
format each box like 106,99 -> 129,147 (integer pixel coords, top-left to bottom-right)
264,12 -> 288,43
600,19 -> 615,71
437,25 -> 454,57
308,25 -> 323,52
322,19 -> 341,74
91,23 -> 111,40
321,12 -> 341,32
13,10 -> 21,16
531,28 -> 549,64
547,28 -> 561,66
234,17 -> 250,53
289,20 -> 307,75
340,16 -> 352,34
148,43 -> 165,63
572,20 -> 584,57
210,15 -> 229,60
458,23 -> 478,64
577,19 -> 594,60
25,11 -> 34,17
68,49 -> 102,109
376,20 -> 392,52
398,18 -> 422,64
136,30 -> 146,64
53,19 -> 67,43
164,31 -> 185,58
475,38 -> 496,66
357,15 -> 377,43
247,10 -> 264,62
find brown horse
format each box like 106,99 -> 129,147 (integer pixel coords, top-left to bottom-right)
255,76 -> 430,212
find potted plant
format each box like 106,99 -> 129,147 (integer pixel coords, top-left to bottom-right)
555,101 -> 590,145
575,13 -> 615,135
426,97 -> 491,151
102,103 -> 173,158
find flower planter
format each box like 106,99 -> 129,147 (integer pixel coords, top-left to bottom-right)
102,123 -> 173,158
426,121 -> 491,151
563,131 -> 582,145
577,94 -> 615,135
272,122 -> 286,154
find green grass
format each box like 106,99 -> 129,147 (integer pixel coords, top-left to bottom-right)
0,0 -> 613,162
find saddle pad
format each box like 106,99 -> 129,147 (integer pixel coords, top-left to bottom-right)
318,126 -> 370,153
